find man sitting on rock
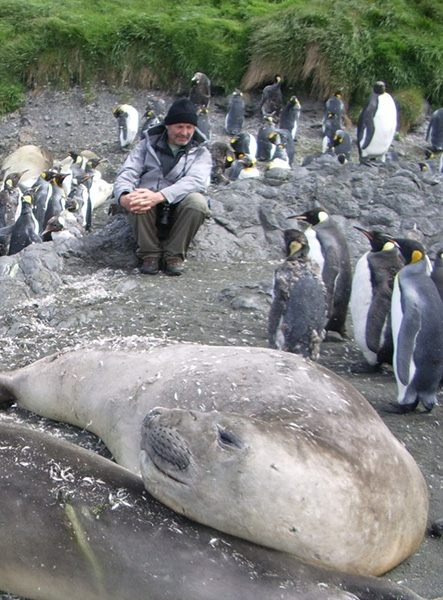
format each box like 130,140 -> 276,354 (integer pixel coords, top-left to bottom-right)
114,98 -> 212,276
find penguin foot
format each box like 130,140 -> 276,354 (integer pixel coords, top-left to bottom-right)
323,332 -> 346,343
350,362 -> 381,375
383,401 -> 419,414
428,519 -> 443,537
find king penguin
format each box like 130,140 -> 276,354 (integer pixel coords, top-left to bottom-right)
230,132 -> 257,160
357,81 -> 397,162
268,229 -> 327,360
431,249 -> 443,302
7,189 -> 41,255
290,207 -> 352,338
260,75 -> 284,119
268,129 -> 295,166
257,116 -> 277,161
350,228 -> 404,371
225,90 -> 245,135
189,72 -> 211,109
113,104 -> 140,150
140,99 -> 166,139
42,172 -> 69,232
419,149 -> 443,173
426,107 -> 443,152
197,107 -> 211,140
324,89 -> 344,123
279,96 -> 301,141
329,129 -> 352,162
322,112 -> 341,153
227,155 -> 260,181
390,238 -> 443,412
29,169 -> 55,234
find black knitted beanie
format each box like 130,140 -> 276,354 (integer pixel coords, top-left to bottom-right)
164,98 -> 198,126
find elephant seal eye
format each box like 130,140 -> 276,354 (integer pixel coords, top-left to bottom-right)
217,426 -> 244,449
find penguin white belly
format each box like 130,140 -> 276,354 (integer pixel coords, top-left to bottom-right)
275,315 -> 286,350
247,135 -> 258,160
391,277 -> 417,403
350,254 -> 377,365
305,228 -> 324,272
362,95 -> 397,158
89,178 -> 114,209
267,157 -> 290,170
238,166 -> 260,179
119,106 -> 140,148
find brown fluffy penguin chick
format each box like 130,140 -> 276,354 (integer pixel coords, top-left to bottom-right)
268,229 -> 327,360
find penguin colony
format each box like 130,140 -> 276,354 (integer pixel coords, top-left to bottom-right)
1,73 -> 443,415
217,63 -> 443,415
0,145 -> 113,255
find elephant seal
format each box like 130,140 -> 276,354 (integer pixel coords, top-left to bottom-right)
0,343 -> 428,576
0,420 -> 429,600
1,144 -> 53,188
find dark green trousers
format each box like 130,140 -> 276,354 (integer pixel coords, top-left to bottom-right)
127,192 -> 211,261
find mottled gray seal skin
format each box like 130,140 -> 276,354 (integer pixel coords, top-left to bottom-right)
0,343 -> 429,576
0,421 -> 428,600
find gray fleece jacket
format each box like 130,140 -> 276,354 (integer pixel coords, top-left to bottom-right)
113,124 -> 212,205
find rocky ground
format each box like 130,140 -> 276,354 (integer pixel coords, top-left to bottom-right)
0,84 -> 442,600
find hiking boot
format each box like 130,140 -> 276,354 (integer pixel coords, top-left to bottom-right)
164,256 -> 184,276
140,256 -> 160,275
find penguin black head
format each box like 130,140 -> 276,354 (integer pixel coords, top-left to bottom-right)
268,131 -> 280,145
42,215 -> 66,236
53,173 -> 70,187
67,150 -> 81,162
282,229 -> 309,260
337,154 -> 348,165
333,130 -> 344,145
354,227 -> 396,253
391,238 -> 426,265
373,81 -> 386,95
42,170 -> 57,181
288,207 -> 329,226
86,157 -> 106,169
4,170 -> 28,189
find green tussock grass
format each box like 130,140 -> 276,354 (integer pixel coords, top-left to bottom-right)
244,0 -> 443,106
0,0 -> 441,114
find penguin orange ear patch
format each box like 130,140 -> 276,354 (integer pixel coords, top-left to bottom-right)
411,249 -> 423,263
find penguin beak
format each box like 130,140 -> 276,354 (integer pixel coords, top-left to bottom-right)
287,214 -> 307,221
354,226 -> 373,240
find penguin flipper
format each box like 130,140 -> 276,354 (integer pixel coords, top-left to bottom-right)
425,120 -> 432,143
396,303 -> 421,386
357,96 -> 377,150
365,292 -> 391,354
268,269 -> 290,348
359,119 -> 375,151
0,224 -> 14,236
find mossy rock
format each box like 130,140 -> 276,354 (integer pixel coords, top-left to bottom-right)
395,88 -> 428,133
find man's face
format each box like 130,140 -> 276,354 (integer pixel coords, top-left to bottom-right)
166,123 -> 196,146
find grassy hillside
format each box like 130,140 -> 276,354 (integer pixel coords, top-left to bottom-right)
0,0 -> 441,115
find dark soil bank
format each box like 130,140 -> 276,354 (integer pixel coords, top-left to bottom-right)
0,85 -> 442,599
